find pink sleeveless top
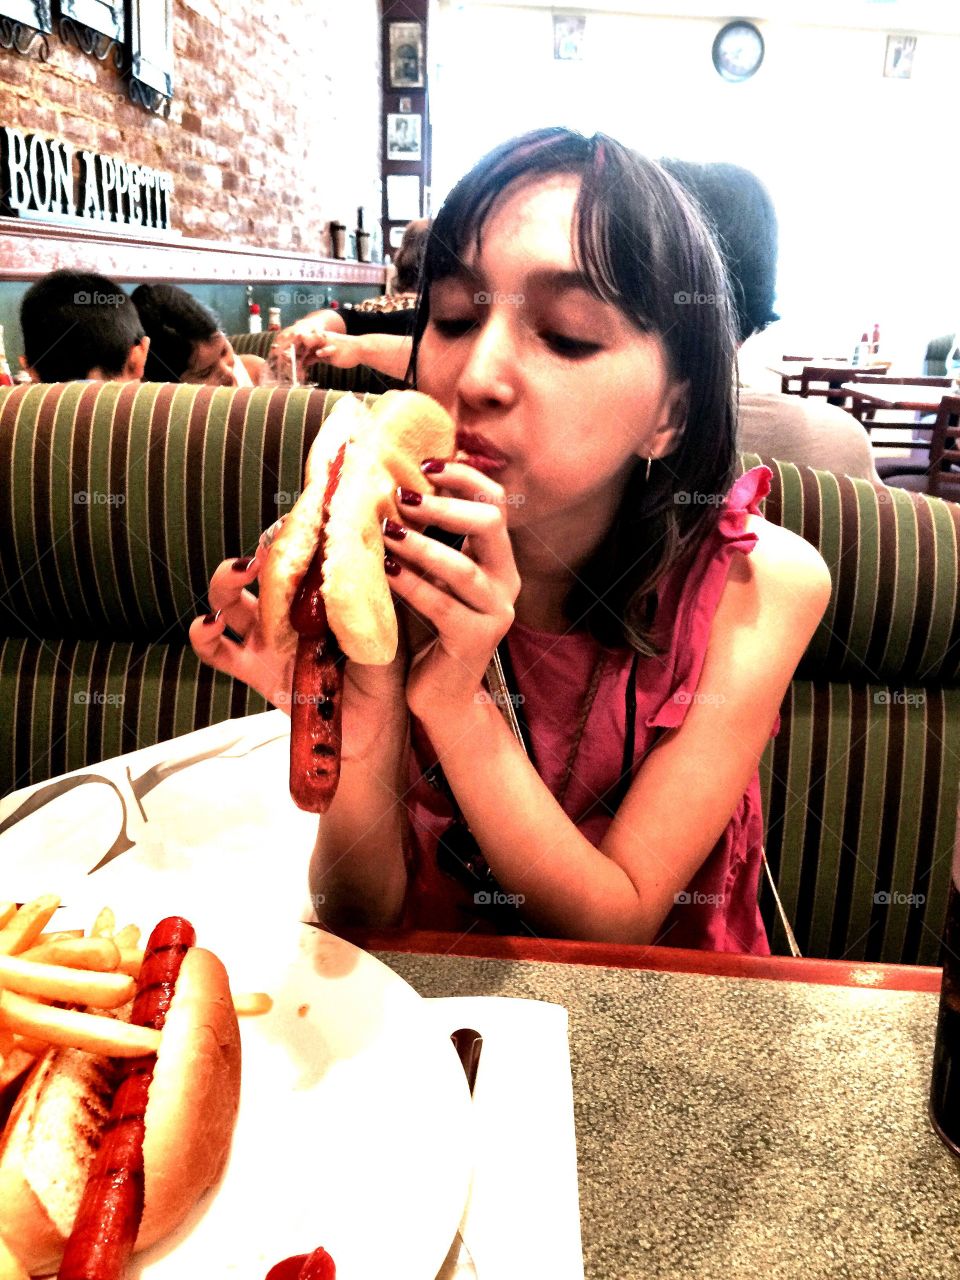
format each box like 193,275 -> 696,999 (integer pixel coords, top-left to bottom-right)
402,467 -> 774,954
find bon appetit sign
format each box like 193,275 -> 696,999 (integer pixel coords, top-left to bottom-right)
1,127 -> 173,230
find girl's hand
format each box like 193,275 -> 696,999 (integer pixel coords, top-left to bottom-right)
189,553 -> 409,761
384,462 -> 521,725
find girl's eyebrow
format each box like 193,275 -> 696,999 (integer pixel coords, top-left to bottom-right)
526,269 -> 597,295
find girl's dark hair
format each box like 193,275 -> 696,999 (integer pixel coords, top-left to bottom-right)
131,283 -> 219,382
411,127 -> 739,654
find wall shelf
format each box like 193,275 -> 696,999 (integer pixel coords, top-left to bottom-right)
0,217 -> 389,285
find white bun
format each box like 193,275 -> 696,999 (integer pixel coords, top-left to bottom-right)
138,947 -> 241,1248
0,947 -> 240,1275
261,390 -> 456,665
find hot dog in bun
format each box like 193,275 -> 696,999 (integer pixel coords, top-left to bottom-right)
259,391 -> 456,813
0,919 -> 241,1278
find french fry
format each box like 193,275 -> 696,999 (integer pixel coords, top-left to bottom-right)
0,902 -> 16,931
112,923 -> 140,950
233,992 -> 273,1016
0,953 -> 134,1008
0,895 -> 60,956
32,929 -> 85,944
0,990 -> 160,1057
117,947 -> 144,977
90,906 -> 115,938
21,937 -> 121,972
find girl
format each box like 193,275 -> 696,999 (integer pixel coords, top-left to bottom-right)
191,128 -> 830,951
132,284 -> 264,387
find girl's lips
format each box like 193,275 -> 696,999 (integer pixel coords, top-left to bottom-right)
455,451 -> 508,475
455,431 -> 508,463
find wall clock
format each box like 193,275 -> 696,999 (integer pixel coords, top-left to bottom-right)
712,20 -> 764,82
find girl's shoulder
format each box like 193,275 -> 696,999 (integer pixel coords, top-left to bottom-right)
728,513 -> 833,636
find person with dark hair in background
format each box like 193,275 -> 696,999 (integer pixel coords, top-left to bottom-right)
269,218 -> 432,384
661,159 -> 881,483
131,284 -> 265,386
20,270 -> 150,383
193,128 -> 830,952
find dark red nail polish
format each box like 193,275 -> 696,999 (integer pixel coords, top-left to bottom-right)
383,517 -> 407,541
203,610 -> 222,625
232,556 -> 254,572
421,458 -> 445,475
397,487 -> 422,507
384,554 -> 402,578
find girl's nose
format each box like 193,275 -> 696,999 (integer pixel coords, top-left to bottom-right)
457,308 -> 517,408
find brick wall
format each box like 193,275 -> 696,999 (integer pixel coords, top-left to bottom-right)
0,0 -> 382,254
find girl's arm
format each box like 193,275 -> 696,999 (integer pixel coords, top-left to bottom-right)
395,502 -> 831,943
189,556 -> 410,928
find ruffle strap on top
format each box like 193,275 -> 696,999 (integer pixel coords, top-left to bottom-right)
646,466 -> 772,731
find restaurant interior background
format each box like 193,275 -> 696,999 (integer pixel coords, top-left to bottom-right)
1,0 -> 958,378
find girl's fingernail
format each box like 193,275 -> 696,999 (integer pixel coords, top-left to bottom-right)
232,556 -> 254,572
203,610 -> 222,625
384,554 -> 402,578
383,517 -> 407,541
421,458 -> 445,475
397,487 -> 422,507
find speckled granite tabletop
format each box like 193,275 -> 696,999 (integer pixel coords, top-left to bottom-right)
376,952 -> 960,1280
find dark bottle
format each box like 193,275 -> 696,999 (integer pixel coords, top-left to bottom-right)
931,855 -> 960,1154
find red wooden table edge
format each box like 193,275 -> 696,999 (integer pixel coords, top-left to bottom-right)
341,928 -> 943,992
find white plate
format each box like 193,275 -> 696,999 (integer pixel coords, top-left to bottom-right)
1,720 -> 474,1278
126,925 -> 474,1280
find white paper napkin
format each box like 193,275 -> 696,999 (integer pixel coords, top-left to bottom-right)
426,996 -> 585,1280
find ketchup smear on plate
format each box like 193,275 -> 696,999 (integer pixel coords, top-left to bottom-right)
265,1246 -> 335,1280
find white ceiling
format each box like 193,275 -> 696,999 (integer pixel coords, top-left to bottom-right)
456,1 -> 960,36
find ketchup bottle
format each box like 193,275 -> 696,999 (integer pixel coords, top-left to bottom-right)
0,326 -> 13,387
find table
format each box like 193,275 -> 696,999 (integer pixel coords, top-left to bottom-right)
355,931 -> 959,1280
842,382 -> 955,415
769,360 -> 891,401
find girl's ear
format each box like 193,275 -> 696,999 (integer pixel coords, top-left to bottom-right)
647,378 -> 689,460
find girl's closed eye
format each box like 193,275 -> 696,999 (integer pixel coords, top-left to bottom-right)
541,331 -> 602,359
432,316 -> 479,339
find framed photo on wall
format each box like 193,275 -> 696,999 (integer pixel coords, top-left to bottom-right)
386,113 -> 422,162
389,21 -> 424,89
553,14 -> 585,61
883,34 -> 916,79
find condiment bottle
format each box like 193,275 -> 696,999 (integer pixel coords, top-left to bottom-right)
851,331 -> 870,367
248,302 -> 262,335
267,307 -> 281,332
871,322 -> 881,357
0,327 -> 13,387
931,816 -> 960,1154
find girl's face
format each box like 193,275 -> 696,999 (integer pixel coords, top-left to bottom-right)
417,174 -> 687,529
184,332 -> 241,386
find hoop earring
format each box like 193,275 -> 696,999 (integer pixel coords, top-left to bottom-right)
645,455 -> 652,483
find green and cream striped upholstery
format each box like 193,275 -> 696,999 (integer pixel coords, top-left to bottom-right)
227,333 -> 406,395
0,381 -> 369,797
228,331 -> 278,359
1,394 -> 957,965
741,454 -> 960,963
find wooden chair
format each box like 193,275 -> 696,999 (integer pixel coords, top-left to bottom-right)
779,356 -> 846,396
848,375 -> 953,481
885,394 -> 960,497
